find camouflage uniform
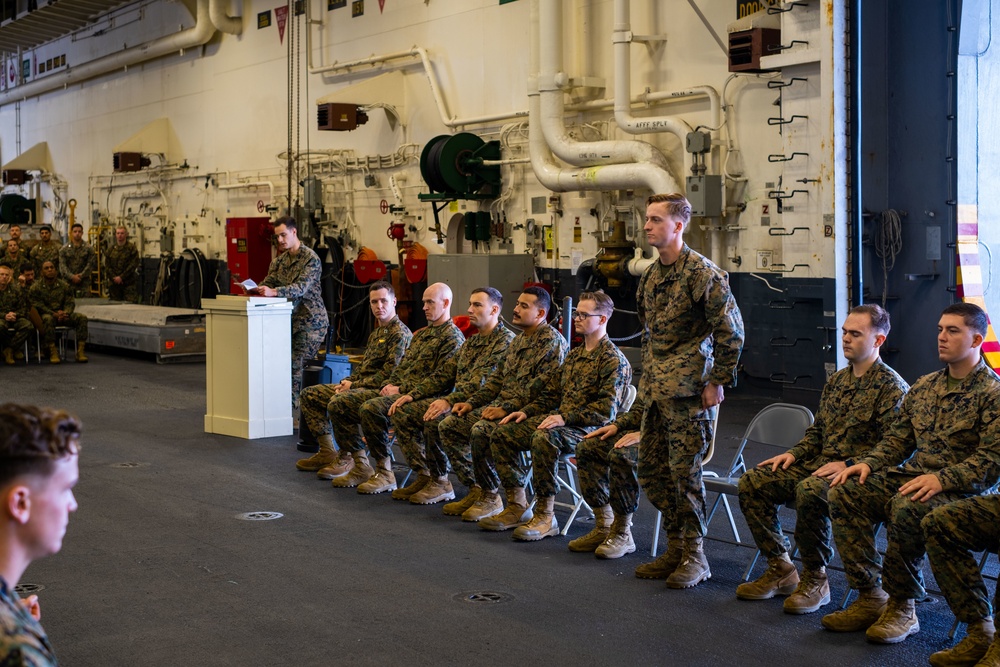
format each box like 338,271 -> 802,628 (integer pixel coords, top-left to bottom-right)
300,316 -> 412,441
637,245 -> 744,539
492,335 -> 632,497
576,394 -> 643,515
440,324 -> 568,492
103,241 -> 140,302
391,322 -> 514,479
829,359 -> 1000,600
2,249 -> 27,270
345,321 -> 464,460
60,241 -> 96,297
923,494 -> 1000,624
737,359 -> 908,569
0,282 -> 32,351
30,241 -> 61,273
0,577 -> 57,666
29,278 -> 88,345
259,245 -> 329,405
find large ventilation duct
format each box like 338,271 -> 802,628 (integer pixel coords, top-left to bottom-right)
0,0 -> 218,107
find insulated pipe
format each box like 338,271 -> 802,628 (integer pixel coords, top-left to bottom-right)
0,0 -> 216,107
537,0 -> 671,171
209,0 -> 242,35
627,248 -> 656,277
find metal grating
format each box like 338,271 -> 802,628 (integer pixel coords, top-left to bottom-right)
0,0 -> 137,53
452,591 -> 512,604
235,511 -> 284,521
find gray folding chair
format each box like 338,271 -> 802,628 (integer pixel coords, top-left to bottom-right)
701,403 -> 814,576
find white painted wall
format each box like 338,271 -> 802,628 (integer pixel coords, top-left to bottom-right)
0,0 -> 842,292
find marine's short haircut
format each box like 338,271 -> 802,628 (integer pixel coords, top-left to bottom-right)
579,290 -> 614,318
71,223 -> 84,232
40,225 -> 52,233
850,304 -> 891,336
369,280 -> 395,298
521,285 -> 551,317
942,302 -> 989,338
646,193 -> 692,227
274,216 -> 297,232
19,263 -> 34,275
0,404 -> 81,487
472,286 -> 503,309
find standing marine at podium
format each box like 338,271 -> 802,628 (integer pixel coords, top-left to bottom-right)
250,217 -> 329,409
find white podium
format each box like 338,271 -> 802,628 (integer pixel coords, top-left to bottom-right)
202,296 -> 294,439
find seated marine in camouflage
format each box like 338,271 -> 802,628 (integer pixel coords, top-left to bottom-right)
827,302 -> 1000,645
29,261 -> 89,364
298,280 -> 412,477
570,392 -> 644,559
387,286 -> 514,506
735,304 -> 908,615
483,291 -> 633,542
0,263 -> 32,366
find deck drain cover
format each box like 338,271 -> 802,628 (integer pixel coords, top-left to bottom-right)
453,591 -> 512,604
236,511 -> 284,521
111,462 -> 147,468
15,583 -> 45,595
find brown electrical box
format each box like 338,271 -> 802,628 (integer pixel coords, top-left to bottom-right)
113,152 -> 151,172
2,169 -> 28,185
317,103 -> 369,131
728,28 -> 781,72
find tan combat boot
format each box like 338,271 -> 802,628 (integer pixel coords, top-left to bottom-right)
4,347 -> 15,365
866,597 -> 920,644
318,450 -> 355,479
635,531 -> 684,579
977,636 -> 1000,666
331,452 -> 375,488
479,487 -> 533,531
930,618 -> 995,667
48,344 -> 61,364
784,567 -> 831,614
392,473 -> 430,501
595,513 -> 636,559
443,486 -> 482,516
513,495 -> 559,541
296,437 -> 338,472
665,536 -> 711,589
461,489 -> 503,522
410,476 -> 456,505
567,505 -> 614,552
736,552 -> 799,600
822,586 -> 890,632
76,341 -> 88,362
357,457 -> 397,494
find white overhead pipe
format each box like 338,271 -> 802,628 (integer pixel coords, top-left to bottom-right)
0,0 -> 217,107
612,0 -> 693,178
209,0 -> 243,35
527,1 -> 678,196
537,0 -> 670,171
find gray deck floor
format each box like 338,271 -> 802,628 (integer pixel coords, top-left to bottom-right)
0,352 -> 987,666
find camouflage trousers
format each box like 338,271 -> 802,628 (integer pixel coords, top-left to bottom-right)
737,463 -> 834,569
467,415 -> 505,491
492,417 -> 592,497
300,386 -> 379,451
108,282 -> 138,303
829,473 -> 967,599
923,494 -> 1000,623
359,395 -> 403,461
390,397 -> 448,476
291,328 -> 325,408
39,313 -> 88,345
575,436 -> 639,514
439,408 -> 486,488
639,398 -> 715,539
1,318 -> 32,349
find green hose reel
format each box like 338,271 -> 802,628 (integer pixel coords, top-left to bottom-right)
419,133 -> 501,199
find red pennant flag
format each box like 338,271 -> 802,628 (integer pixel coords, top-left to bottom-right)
275,5 -> 288,43
378,0 -> 385,13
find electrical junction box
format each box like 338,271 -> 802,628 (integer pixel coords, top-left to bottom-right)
685,131 -> 712,155
686,175 -> 723,217
2,169 -> 28,185
113,152 -> 151,172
